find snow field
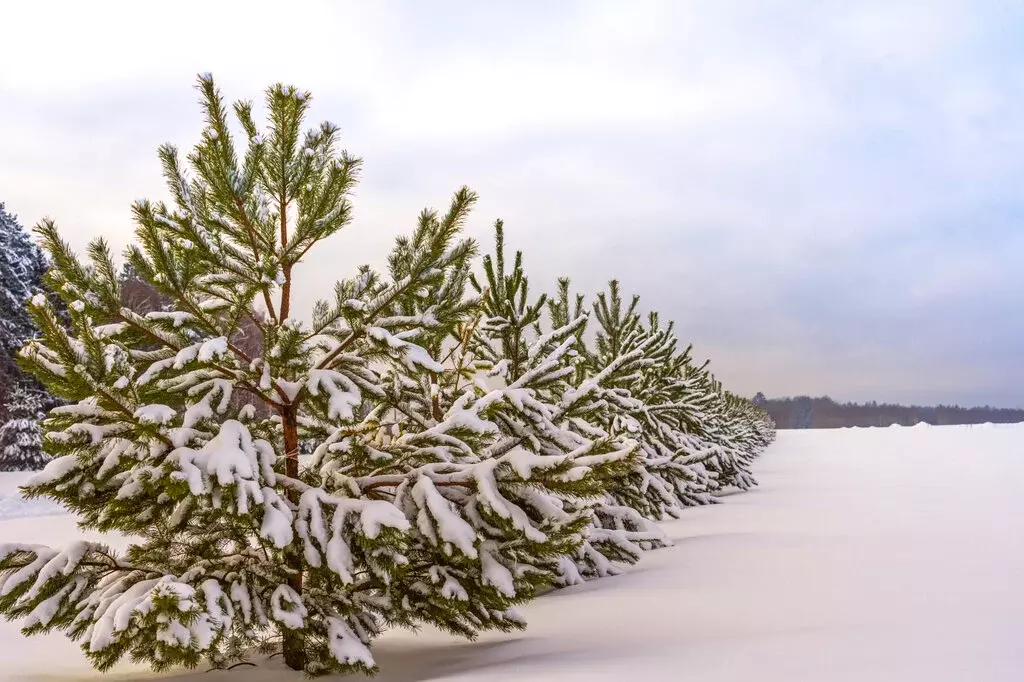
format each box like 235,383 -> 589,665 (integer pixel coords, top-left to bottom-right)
0,472 -> 64,519
2,423 -> 1023,681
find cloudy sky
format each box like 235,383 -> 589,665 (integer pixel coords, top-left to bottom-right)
2,1 -> 1022,407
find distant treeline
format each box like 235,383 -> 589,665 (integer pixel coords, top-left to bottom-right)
753,394 -> 1024,429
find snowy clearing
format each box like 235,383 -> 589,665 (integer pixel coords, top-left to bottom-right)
3,423 -> 1023,681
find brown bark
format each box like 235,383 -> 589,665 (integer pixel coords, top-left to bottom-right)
280,265 -> 292,321
280,404 -> 305,671
277,117 -> 305,671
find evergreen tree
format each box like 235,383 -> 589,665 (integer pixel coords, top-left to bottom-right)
456,242 -> 774,582
464,226 -> 665,585
0,203 -> 50,416
0,75 -> 627,675
0,384 -> 47,471
585,282 -> 721,512
566,280 -> 763,506
546,278 -> 773,517
0,203 -> 46,350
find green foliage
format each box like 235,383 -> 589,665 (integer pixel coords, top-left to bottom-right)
0,74 -> 774,678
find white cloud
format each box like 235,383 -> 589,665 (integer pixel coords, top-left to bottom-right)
1,0 -> 1022,406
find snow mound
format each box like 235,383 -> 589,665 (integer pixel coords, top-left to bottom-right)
0,472 -> 66,519
0,491 -> 65,519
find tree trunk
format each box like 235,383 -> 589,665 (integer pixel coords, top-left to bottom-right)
281,406 -> 306,671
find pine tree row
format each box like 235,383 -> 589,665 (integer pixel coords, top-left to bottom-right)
0,76 -> 774,675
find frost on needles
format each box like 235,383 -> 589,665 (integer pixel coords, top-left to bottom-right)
0,75 -> 775,676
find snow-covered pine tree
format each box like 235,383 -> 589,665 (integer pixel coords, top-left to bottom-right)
582,282 -> 721,515
299,203 -> 631,646
0,203 -> 53,417
0,384 -> 47,471
543,277 -> 773,524
0,204 -> 46,352
0,75 -> 626,676
461,227 -> 667,585
721,390 -> 775,461
675,363 -> 763,491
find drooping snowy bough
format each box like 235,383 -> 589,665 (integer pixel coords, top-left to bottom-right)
0,75 -> 774,676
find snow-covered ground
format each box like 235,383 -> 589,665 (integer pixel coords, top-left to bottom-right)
0,472 -> 65,519
2,423 -> 1023,681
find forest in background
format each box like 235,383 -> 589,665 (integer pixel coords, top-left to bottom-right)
755,393 -> 1024,429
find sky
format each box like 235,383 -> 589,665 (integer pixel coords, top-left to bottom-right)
2,0 -> 1023,408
